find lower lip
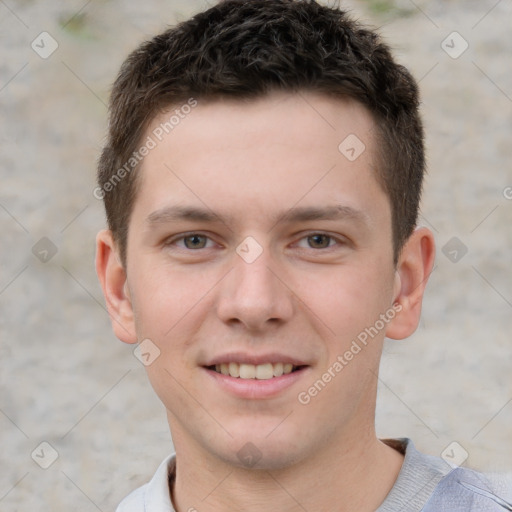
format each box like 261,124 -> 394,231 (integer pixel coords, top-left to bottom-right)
203,367 -> 309,399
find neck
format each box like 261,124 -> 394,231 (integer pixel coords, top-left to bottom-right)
170,428 -> 404,512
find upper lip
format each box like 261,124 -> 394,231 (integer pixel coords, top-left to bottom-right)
203,352 -> 310,367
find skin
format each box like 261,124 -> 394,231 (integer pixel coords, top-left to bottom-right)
96,91 -> 436,512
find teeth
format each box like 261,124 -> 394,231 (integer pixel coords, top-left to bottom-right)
273,362 -> 283,377
239,364 -> 256,379
255,363 -> 274,380
228,362 -> 240,378
213,362 -> 297,379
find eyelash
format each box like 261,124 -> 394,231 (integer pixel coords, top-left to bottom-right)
164,232 -> 345,251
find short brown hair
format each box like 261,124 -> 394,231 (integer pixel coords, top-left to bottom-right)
97,0 -> 424,266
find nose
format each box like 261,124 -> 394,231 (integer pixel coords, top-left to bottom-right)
215,242 -> 294,332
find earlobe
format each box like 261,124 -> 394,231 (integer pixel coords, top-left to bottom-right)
385,227 -> 436,340
95,230 -> 138,344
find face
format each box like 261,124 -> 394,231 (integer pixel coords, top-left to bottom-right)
118,92 -> 402,469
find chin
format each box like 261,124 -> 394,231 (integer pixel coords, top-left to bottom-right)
210,430 -> 309,472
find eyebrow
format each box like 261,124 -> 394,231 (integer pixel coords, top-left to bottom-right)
145,204 -> 369,227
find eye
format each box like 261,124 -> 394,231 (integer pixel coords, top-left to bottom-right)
168,233 -> 215,250
296,233 -> 340,249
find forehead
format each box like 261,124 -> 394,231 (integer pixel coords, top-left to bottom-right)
131,91 -> 388,231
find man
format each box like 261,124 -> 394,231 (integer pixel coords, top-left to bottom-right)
95,1 -> 511,510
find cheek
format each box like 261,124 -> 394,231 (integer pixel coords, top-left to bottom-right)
144,361 -> 200,429
297,261 -> 394,340
129,263 -> 204,339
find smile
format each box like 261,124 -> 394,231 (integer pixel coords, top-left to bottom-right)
210,362 -> 299,379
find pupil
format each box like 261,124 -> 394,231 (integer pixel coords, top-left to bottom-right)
310,234 -> 328,248
186,235 -> 204,249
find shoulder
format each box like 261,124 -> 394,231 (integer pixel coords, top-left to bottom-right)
377,437 -> 453,511
378,438 -> 512,512
422,466 -> 512,511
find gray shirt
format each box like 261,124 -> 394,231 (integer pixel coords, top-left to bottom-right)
116,438 -> 512,511
377,438 -> 511,511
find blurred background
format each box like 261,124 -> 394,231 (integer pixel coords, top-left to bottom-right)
1,0 -> 511,509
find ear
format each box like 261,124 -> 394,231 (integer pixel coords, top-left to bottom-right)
95,229 -> 138,344
385,227 -> 436,340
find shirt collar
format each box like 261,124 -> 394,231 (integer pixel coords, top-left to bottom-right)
144,453 -> 176,511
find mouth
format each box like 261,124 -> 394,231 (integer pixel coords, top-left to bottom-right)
207,362 -> 306,380
202,353 -> 311,399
